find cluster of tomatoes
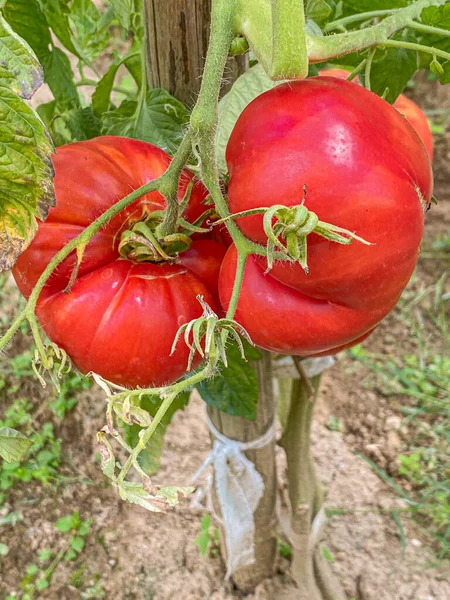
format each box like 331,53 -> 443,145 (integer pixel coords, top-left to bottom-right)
13,76 -> 433,389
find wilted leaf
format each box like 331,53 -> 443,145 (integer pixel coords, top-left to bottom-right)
0,13 -> 42,98
0,85 -> 55,270
124,391 -> 190,476
97,430 -> 116,479
0,427 -> 33,462
118,481 -> 194,513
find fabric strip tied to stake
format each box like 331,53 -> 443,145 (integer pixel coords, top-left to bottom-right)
191,411 -> 276,579
191,356 -> 334,579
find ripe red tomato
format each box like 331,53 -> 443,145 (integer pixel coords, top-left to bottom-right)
220,77 -> 432,356
319,69 -> 433,160
13,137 -> 225,387
394,94 -> 433,161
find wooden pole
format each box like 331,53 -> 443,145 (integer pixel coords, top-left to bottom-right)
207,351 -> 277,591
143,2 -> 277,590
144,0 -> 246,106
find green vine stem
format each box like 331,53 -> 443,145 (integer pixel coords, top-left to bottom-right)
235,0 -> 308,79
324,9 -> 400,33
364,48 -> 376,91
382,38 -> 450,63
407,20 -> 450,38
280,376 -> 345,600
306,0 -> 448,62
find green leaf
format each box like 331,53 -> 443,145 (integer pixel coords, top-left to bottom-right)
124,49 -> 142,87
321,545 -> 335,562
70,536 -> 85,552
3,0 -> 79,108
343,0 -> 408,11
197,343 -> 259,420
0,427 -> 33,462
92,61 -> 121,117
0,85 -> 55,271
37,0 -> 85,60
0,13 -> 42,98
3,0 -> 52,59
26,564 -> 39,576
38,549 -> 52,562
306,0 -> 332,23
360,42 -> 417,103
65,107 -> 102,141
69,0 -> 114,62
102,88 -> 189,153
55,515 -> 74,533
64,548 -> 76,561
0,542 -> 10,556
421,4 -> 450,29
194,514 -> 212,557
36,578 -> 49,591
216,64 -> 282,173
41,46 -> 79,108
110,0 -> 133,31
124,391 -> 191,476
438,61 -> 450,84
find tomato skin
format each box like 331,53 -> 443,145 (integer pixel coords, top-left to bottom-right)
37,259 -> 216,387
14,136 -> 209,299
394,94 -> 433,160
319,69 -> 433,159
219,246 -> 387,356
222,78 -> 432,355
13,137 -> 224,388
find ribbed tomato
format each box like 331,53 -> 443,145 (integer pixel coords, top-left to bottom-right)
319,68 -> 433,159
13,137 -> 226,387
220,77 -> 432,356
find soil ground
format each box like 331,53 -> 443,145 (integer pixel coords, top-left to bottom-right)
1,76 -> 450,600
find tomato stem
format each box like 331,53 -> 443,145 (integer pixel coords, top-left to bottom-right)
323,9 -> 400,33
307,0 -> 448,63
234,0 -> 308,79
157,132 -> 195,237
116,366 -> 212,484
364,48 -> 376,91
382,39 -> 450,63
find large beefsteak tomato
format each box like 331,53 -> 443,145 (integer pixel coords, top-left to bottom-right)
320,68 -> 433,160
220,77 -> 433,356
13,137 -> 225,388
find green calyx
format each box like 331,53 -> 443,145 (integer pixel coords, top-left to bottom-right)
263,191 -> 373,273
118,207 -> 214,264
171,295 -> 253,372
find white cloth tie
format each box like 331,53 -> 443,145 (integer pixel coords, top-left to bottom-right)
191,411 -> 275,579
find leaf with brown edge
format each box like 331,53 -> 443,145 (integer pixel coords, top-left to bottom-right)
0,13 -> 43,99
0,85 -> 55,272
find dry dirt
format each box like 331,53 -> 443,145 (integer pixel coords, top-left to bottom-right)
1,78 -> 450,599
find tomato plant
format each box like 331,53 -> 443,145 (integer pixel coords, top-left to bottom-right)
0,0 -> 449,597
13,137 -> 225,387
221,77 -> 433,356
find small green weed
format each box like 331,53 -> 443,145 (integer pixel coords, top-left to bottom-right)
348,275 -> 450,560
194,514 -> 220,557
0,348 -> 92,505
0,398 -> 62,500
5,513 -> 92,599
55,511 -> 92,561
